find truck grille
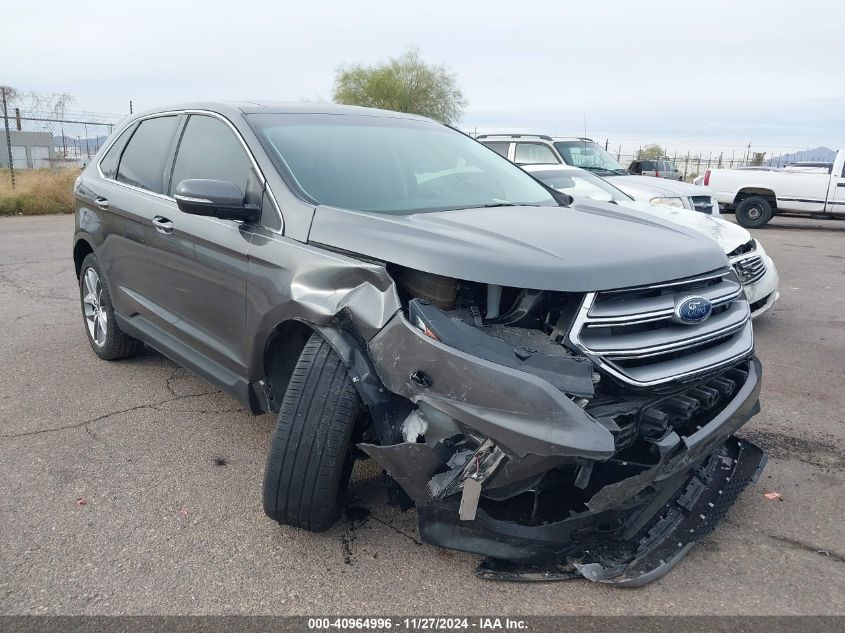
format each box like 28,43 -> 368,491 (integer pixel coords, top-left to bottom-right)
569,268 -> 753,387
689,195 -> 716,214
732,255 -> 767,285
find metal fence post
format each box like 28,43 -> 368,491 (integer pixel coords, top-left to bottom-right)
2,88 -> 15,189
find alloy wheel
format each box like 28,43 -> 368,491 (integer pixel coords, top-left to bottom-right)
82,267 -> 108,347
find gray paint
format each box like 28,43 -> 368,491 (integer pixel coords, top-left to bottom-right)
72,101 -> 762,580
310,201 -> 728,292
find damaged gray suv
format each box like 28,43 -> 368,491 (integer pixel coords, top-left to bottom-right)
73,102 -> 766,586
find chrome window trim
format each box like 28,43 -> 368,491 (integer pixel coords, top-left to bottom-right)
95,108 -> 283,234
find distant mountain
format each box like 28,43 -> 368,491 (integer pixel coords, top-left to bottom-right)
765,146 -> 837,166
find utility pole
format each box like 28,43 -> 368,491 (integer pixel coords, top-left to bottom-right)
2,87 -> 15,190
129,100 -> 133,115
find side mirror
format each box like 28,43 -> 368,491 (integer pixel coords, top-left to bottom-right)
174,179 -> 260,223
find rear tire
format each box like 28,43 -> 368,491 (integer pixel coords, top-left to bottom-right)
79,254 -> 144,360
263,333 -> 364,532
735,196 -> 773,228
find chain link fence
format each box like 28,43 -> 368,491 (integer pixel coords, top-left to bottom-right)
1,106 -> 830,190
605,145 -> 835,182
1,106 -> 121,189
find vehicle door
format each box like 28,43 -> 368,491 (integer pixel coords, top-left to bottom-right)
93,114 -> 186,332
666,161 -> 682,180
513,142 -> 560,166
163,112 -> 263,378
827,158 -> 845,215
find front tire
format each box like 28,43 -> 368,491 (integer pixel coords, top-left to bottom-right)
263,333 -> 364,532
735,196 -> 773,228
79,254 -> 144,360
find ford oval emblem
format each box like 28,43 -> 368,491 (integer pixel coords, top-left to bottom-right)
674,295 -> 713,324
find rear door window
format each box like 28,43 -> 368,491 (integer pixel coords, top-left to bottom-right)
116,116 -> 180,193
514,143 -> 559,165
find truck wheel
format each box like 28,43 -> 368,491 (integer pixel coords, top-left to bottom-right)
79,254 -> 144,360
263,332 -> 364,532
735,196 -> 773,228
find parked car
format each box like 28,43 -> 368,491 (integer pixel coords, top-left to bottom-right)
477,134 -> 720,215
627,159 -> 682,180
73,103 -> 766,586
523,165 -> 780,318
704,149 -> 845,227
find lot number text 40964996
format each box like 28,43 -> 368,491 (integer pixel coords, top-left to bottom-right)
307,617 -> 529,631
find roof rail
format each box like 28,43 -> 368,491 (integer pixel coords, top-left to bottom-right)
476,133 -> 554,141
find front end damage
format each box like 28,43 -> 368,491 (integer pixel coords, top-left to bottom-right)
336,266 -> 766,586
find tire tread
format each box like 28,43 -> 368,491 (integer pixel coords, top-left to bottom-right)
263,333 -> 361,532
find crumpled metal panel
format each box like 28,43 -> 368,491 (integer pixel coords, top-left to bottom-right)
368,313 -> 616,460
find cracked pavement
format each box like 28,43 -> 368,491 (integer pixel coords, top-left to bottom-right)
1,214 -> 844,615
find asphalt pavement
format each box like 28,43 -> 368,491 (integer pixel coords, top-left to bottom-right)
0,214 -> 843,615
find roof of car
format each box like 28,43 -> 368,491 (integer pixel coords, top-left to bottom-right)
129,101 -> 433,122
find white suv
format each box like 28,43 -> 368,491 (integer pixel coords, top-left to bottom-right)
478,134 -> 720,215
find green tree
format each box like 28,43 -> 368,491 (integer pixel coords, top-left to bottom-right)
635,144 -> 666,160
333,49 -> 467,124
751,151 -> 766,166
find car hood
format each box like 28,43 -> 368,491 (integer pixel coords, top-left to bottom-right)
606,175 -> 715,199
308,202 -> 729,292
612,199 -> 751,254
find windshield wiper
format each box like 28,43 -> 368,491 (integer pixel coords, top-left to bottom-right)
583,166 -> 623,177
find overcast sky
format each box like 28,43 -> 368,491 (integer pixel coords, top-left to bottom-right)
4,0 -> 843,155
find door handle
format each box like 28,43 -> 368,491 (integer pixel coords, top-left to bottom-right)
152,216 -> 174,233
95,196 -> 109,211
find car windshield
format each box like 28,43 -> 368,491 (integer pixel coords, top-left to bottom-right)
529,169 -> 632,204
553,141 -> 628,176
248,113 -> 557,214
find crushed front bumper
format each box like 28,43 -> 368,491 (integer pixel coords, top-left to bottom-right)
362,312 -> 766,586
420,435 -> 766,586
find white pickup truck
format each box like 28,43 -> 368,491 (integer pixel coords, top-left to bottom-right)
704,149 -> 845,227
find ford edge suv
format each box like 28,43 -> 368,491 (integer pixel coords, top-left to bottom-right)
73,102 -> 766,586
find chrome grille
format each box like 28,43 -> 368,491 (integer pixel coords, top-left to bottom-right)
689,195 -> 716,214
732,255 -> 767,285
569,268 -> 753,387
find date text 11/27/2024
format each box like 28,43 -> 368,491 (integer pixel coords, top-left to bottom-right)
307,617 -> 528,630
